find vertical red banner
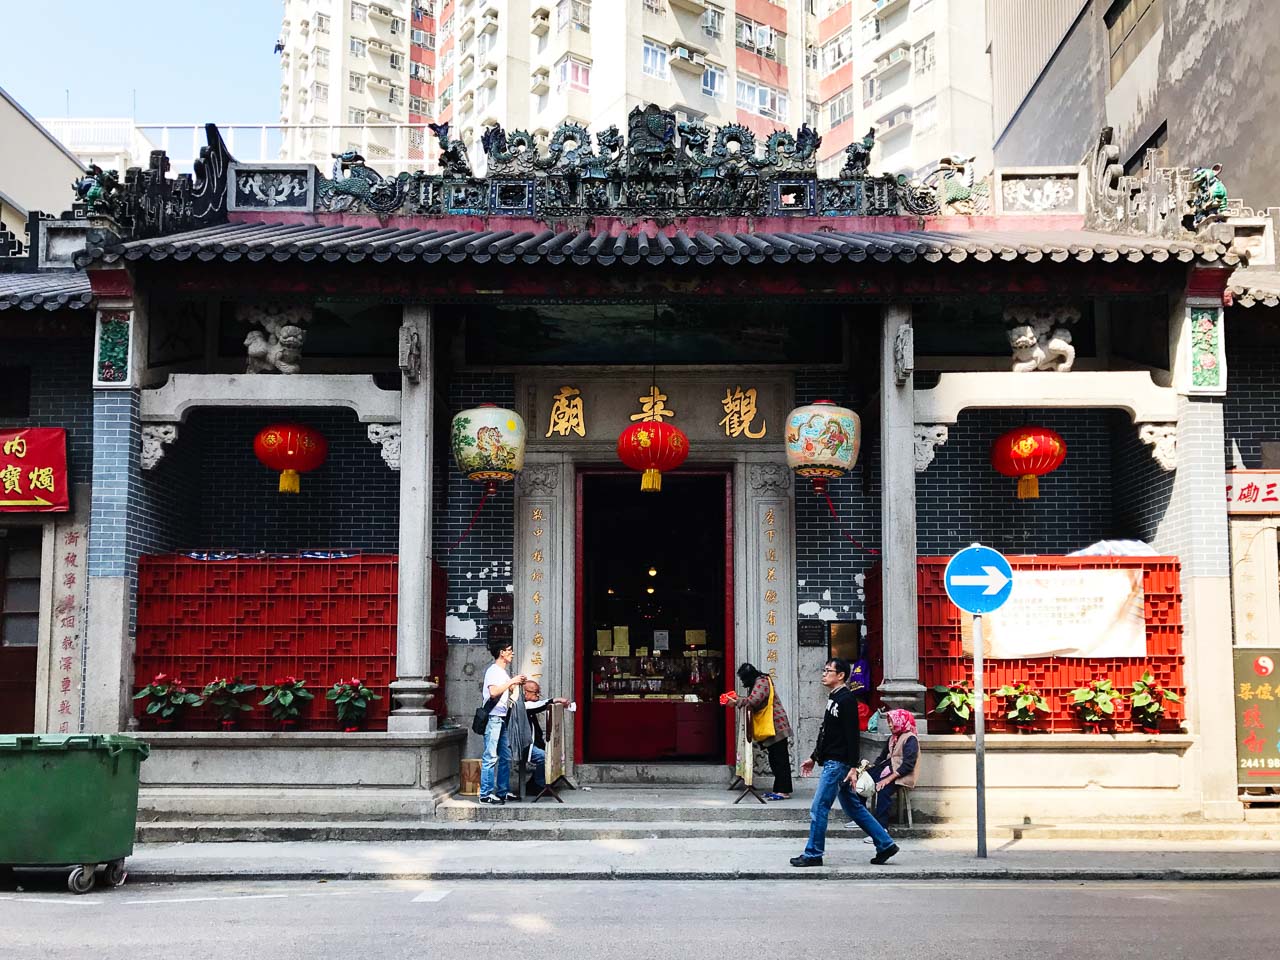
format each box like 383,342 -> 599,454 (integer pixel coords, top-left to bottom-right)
0,428 -> 70,512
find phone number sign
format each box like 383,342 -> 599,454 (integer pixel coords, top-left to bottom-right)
0,428 -> 70,512
1235,649 -> 1280,787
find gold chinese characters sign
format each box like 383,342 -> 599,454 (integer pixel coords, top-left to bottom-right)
0,428 -> 70,512
528,378 -> 787,447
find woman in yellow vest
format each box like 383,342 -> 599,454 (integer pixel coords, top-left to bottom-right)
735,662 -> 795,800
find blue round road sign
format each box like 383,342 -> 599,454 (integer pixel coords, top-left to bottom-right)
944,544 -> 1014,615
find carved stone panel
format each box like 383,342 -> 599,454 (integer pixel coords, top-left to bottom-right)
913,425 -> 948,472
140,424 -> 178,470
367,424 -> 401,470
228,163 -> 316,212
1138,424 -> 1177,471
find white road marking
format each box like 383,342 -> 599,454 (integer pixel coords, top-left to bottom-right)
123,893 -> 290,905
0,896 -> 102,905
412,887 -> 452,902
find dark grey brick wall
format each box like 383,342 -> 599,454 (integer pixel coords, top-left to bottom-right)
793,371 -> 878,628
88,390 -> 140,579
0,337 -> 94,488
147,407 -> 401,552
433,374 -> 516,646
1109,411 -> 1174,544
918,408 -> 1114,554
1223,343 -> 1280,469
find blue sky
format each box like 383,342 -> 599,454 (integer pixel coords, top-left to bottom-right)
2,1 -> 282,122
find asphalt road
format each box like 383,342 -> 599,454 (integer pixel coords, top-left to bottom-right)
2,877 -> 1276,959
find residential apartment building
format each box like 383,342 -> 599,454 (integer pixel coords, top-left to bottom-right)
813,0 -> 991,179
280,0 -> 812,173
988,0 -> 1280,209
278,0 -> 435,170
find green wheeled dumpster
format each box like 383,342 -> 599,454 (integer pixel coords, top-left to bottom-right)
0,734 -> 150,894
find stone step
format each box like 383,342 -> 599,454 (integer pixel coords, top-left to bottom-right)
134,817 -> 1280,844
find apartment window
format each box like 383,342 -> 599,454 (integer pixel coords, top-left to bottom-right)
642,38 -> 669,78
735,16 -> 785,63
555,54 -> 591,92
440,85 -> 453,107
391,16 -> 405,33
557,0 -> 590,31
315,47 -> 330,67
823,28 -> 852,71
914,96 -> 937,134
413,2 -> 433,19
348,108 -> 367,123
411,29 -> 435,47
349,72 -> 367,92
315,12 -> 331,32
410,61 -> 434,81
735,78 -> 787,120
389,52 -> 404,70
860,15 -> 878,44
477,29 -> 496,56
441,47 -> 454,71
913,34 -> 935,75
441,13 -> 453,32
389,85 -> 405,104
806,101 -> 819,130
861,74 -> 878,106
1105,0 -> 1161,87
701,7 -> 724,38
312,80 -> 329,102
409,95 -> 428,112
820,0 -> 850,13
643,0 -> 665,12
805,46 -> 818,70
826,87 -> 855,126
351,1 -> 368,20
350,37 -> 367,57
701,63 -> 726,100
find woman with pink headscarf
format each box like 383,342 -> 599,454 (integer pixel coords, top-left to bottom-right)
867,708 -> 920,831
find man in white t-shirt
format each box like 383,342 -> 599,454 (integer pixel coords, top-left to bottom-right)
478,639 -> 526,805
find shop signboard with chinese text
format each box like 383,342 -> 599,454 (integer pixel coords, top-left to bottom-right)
1226,471 -> 1280,514
0,428 -> 70,512
1235,649 -> 1280,788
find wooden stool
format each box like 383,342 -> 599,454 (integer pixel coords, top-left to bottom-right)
894,786 -> 914,828
459,758 -> 481,796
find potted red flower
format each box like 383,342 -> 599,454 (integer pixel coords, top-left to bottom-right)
931,678 -> 985,733
202,677 -> 258,730
259,676 -> 315,730
1068,677 -> 1122,733
133,673 -> 203,728
325,677 -> 382,732
1130,670 -> 1180,733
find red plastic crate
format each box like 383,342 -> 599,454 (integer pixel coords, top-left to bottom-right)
866,556 -> 1186,734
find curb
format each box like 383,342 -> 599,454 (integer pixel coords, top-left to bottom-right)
122,867 -> 1280,884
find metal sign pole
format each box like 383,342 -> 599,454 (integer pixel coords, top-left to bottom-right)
973,613 -> 987,859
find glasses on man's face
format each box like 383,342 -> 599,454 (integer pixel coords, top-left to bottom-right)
821,667 -> 837,675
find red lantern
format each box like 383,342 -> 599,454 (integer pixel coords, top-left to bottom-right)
616,421 -> 689,492
990,426 -> 1066,499
253,423 -> 328,494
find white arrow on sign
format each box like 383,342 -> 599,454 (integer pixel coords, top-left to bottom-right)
948,566 -> 1011,595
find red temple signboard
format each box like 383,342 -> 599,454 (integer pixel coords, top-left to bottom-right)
0,428 -> 70,512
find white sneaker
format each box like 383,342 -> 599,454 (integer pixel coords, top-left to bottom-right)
862,837 -> 875,844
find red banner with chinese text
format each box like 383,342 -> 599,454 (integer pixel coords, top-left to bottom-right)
0,428 -> 70,512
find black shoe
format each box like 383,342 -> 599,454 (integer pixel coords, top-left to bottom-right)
870,843 -> 900,865
505,793 -> 521,802
789,855 -> 823,867
478,794 -> 505,806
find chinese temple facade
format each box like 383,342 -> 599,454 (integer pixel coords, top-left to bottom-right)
1,110 -> 1275,821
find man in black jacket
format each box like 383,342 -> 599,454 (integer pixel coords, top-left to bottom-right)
790,658 -> 899,867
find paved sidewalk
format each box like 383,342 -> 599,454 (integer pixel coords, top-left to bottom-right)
118,836 -> 1280,883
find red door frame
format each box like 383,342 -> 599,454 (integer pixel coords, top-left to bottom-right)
573,466 -> 735,765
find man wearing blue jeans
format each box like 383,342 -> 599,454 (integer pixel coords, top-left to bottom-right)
478,640 -> 526,805
791,658 -> 899,867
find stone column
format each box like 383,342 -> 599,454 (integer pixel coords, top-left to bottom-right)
878,303 -> 925,712
84,297 -> 148,731
388,304 -> 438,731
1160,287 -> 1238,819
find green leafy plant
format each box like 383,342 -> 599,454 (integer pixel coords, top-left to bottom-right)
995,681 -> 1051,725
1130,670 -> 1180,729
931,678 -> 985,725
259,676 -> 315,723
1069,677 -> 1122,724
326,677 -> 382,731
132,673 -> 203,721
202,677 -> 258,724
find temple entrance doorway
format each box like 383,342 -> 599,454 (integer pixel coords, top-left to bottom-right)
576,470 -> 733,764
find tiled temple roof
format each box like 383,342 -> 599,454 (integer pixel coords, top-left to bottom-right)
1227,268 -> 1280,308
0,271 -> 92,310
88,221 -> 1240,268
